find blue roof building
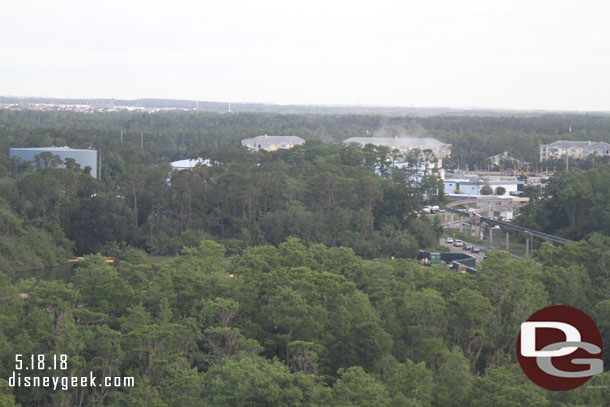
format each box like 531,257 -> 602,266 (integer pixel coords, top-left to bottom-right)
9,147 -> 98,178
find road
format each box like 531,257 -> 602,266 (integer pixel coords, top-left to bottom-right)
439,237 -> 540,267
439,237 -> 487,264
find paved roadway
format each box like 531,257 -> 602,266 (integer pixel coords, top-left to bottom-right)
439,237 -> 537,266
439,237 -> 487,264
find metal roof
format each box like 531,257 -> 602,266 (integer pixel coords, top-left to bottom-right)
170,158 -> 211,169
9,146 -> 95,153
241,135 -> 305,145
540,140 -> 610,150
343,137 -> 450,151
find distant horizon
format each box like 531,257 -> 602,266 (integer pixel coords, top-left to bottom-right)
3,95 -> 610,115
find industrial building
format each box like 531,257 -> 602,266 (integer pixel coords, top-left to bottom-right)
241,135 -> 305,151
443,174 -> 524,197
539,140 -> 610,161
9,147 -> 98,178
343,136 -> 452,159
170,158 -> 211,170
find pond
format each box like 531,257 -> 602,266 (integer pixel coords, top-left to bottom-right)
8,262 -> 76,283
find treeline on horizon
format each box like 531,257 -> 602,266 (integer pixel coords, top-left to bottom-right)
3,109 -> 610,172
9,95 -> 610,116
3,109 -> 610,268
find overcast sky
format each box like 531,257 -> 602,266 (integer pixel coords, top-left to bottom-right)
2,0 -> 610,110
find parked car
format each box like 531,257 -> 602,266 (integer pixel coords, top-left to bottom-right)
471,246 -> 480,253
445,237 -> 454,244
454,239 -> 463,247
463,243 -> 472,250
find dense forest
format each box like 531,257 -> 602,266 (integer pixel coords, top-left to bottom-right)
3,109 -> 610,174
4,109 -> 610,269
2,236 -> 610,406
2,109 -> 610,406
517,164 -> 610,240
1,140 -> 443,272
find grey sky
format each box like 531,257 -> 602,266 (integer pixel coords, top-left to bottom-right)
2,0 -> 610,110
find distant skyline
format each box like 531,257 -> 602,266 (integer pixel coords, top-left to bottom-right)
3,0 -> 610,111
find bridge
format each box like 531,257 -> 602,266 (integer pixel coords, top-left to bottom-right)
445,197 -> 529,209
445,196 -> 528,222
471,203 -> 526,216
443,197 -> 572,255
444,196 -> 528,233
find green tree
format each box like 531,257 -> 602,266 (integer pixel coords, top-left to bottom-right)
157,361 -> 206,407
0,379 -> 15,407
332,367 -> 391,407
494,186 -> 506,195
204,355 -> 323,407
328,291 -> 393,373
469,363 -> 549,407
450,288 -> 493,365
383,358 -> 434,407
478,252 -> 549,366
33,152 -> 62,170
433,347 -> 473,407
399,288 -> 447,362
480,184 -> 493,195
71,257 -> 137,317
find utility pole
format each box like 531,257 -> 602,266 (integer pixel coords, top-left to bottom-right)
120,129 -> 123,144
525,232 -> 532,256
487,225 -> 493,249
140,131 -> 143,149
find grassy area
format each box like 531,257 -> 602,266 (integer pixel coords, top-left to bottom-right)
428,214 -> 444,223
490,233 -> 530,257
510,248 -> 527,257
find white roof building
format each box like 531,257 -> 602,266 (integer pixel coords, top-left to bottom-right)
170,158 -> 211,170
343,137 -> 451,158
241,135 -> 305,151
